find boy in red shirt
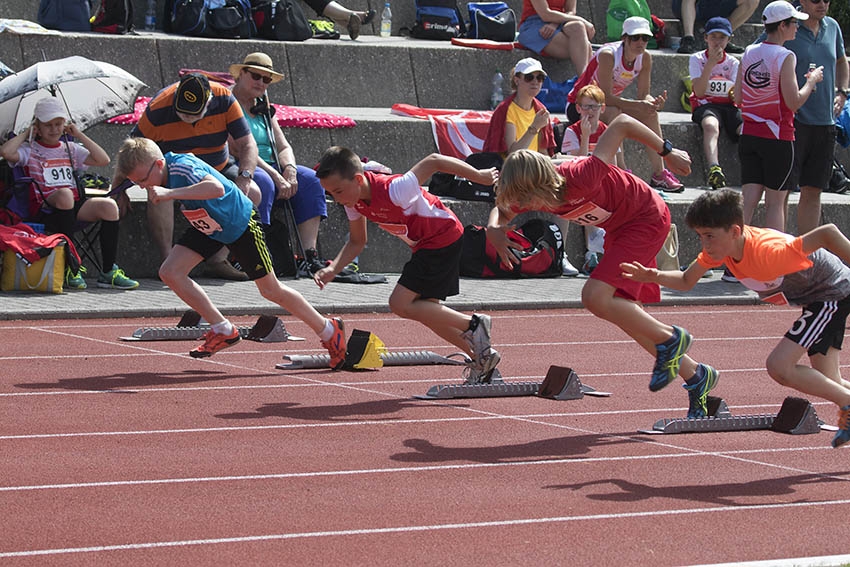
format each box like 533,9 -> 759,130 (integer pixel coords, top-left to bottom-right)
489,114 -> 718,417
315,147 -> 501,383
622,188 -> 850,447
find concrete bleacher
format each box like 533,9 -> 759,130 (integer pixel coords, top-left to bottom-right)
1,0 -> 849,278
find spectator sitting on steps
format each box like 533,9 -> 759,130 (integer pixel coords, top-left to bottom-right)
516,0 -> 594,75
673,0 -> 759,54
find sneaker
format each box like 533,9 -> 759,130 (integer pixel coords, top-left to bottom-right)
461,314 -> 494,361
582,251 -> 600,275
321,317 -> 346,370
707,165 -> 726,190
832,404 -> 850,448
650,326 -> 693,391
64,265 -> 87,290
298,248 -> 329,275
725,42 -> 745,54
462,349 -> 501,385
190,328 -> 241,358
562,256 -> 579,277
650,169 -> 684,193
720,268 -> 738,283
684,364 -> 719,418
97,264 -> 139,290
677,35 -> 696,54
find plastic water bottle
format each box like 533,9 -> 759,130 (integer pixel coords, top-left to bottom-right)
809,63 -> 817,92
380,2 -> 392,37
490,71 -> 504,110
144,0 -> 157,31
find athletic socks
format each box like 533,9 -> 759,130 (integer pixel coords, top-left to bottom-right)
211,320 -> 234,336
685,363 -> 706,387
319,318 -> 335,341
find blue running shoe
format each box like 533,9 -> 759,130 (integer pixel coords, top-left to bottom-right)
684,364 -> 719,418
650,326 -> 692,392
832,405 -> 850,448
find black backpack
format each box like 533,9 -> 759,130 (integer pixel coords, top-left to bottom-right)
170,0 -> 208,35
91,0 -> 134,34
460,219 -> 563,278
252,0 -> 313,41
827,160 -> 850,195
428,152 -> 501,202
411,0 -> 466,40
37,0 -> 91,31
206,0 -> 255,38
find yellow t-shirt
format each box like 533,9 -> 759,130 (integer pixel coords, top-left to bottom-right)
505,101 -> 539,154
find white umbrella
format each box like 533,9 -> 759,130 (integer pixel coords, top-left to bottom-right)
0,55 -> 146,139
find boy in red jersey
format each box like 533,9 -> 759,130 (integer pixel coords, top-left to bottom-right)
490,114 -> 718,417
315,147 -> 501,383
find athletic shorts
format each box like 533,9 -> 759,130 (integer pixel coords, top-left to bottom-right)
793,122 -> 837,191
517,15 -> 565,55
672,0 -> 737,22
590,208 -> 670,304
397,237 -> 463,301
784,295 -> 850,356
177,213 -> 273,281
739,134 -> 797,191
692,103 -> 741,141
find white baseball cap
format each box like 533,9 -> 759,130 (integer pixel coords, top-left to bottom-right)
762,0 -> 808,25
33,97 -> 68,122
513,57 -> 546,76
622,16 -> 652,37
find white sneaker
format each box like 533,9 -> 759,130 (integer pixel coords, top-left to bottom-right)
586,226 -> 605,254
463,349 -> 501,384
460,314 -> 493,361
562,256 -> 579,277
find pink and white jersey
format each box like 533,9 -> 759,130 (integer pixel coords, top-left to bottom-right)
345,171 -> 463,251
688,50 -> 739,109
13,140 -> 89,205
568,42 -> 643,104
740,42 -> 795,140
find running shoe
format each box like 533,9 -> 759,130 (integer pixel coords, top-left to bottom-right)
562,256 -> 579,277
650,169 -> 684,192
832,404 -> 850,448
650,326 -> 692,391
721,268 -> 738,283
463,349 -> 501,385
582,251 -> 600,275
677,35 -> 696,54
64,265 -> 87,290
684,364 -> 719,418
190,327 -> 241,358
461,314 -> 493,361
97,264 -> 139,290
707,165 -> 726,190
321,317 -> 347,370
725,42 -> 745,54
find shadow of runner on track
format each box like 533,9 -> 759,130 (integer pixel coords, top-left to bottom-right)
215,398 -> 464,421
546,473 -> 850,507
15,370 -> 263,391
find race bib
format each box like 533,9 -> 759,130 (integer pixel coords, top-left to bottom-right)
707,77 -> 734,98
378,222 -> 416,247
182,208 -> 222,235
559,202 -> 612,226
41,159 -> 75,188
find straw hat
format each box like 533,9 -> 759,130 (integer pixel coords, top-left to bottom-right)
228,52 -> 284,83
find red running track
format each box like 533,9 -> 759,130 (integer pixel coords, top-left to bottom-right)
1,305 -> 849,566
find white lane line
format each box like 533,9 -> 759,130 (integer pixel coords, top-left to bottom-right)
1,498 -> 848,558
685,554 -> 850,567
0,445 -> 842,493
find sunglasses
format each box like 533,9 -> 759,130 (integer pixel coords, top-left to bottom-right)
247,70 -> 273,84
522,73 -> 546,83
628,35 -> 652,43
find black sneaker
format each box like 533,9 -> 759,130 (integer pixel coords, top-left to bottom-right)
298,248 -> 329,275
677,36 -> 696,54
725,42 -> 745,54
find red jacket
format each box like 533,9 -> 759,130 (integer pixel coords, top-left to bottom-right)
483,94 -> 556,156
0,224 -> 80,269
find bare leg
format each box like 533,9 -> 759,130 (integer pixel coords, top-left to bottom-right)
766,339 -> 850,407
159,245 -> 225,325
763,188 -> 787,232
254,272 -> 327,335
297,215 -> 321,250
680,0 -> 696,37
797,186 -> 822,235
542,21 -> 592,75
728,0 -> 759,29
389,284 -> 473,356
741,183 -> 764,225
701,115 -> 720,165
147,199 -> 174,262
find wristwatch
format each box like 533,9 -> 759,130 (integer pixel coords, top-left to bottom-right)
658,139 -> 673,157
238,169 -> 253,180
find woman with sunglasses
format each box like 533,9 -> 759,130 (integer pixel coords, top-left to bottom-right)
566,16 -> 684,192
483,57 -> 581,276
516,0 -> 594,75
229,53 -> 329,272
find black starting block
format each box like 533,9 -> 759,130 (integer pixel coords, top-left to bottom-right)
416,365 -> 612,400
640,396 -> 831,435
120,310 -> 304,343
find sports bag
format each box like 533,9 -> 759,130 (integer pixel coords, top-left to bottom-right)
460,218 -> 563,278
37,0 -> 91,31
170,0 -> 208,35
606,0 -> 655,47
252,0 -> 313,41
91,0 -> 135,34
206,0 -> 254,38
428,152 -> 502,202
466,2 -> 516,42
411,0 -> 466,40
537,75 -> 577,113
1,245 -> 65,294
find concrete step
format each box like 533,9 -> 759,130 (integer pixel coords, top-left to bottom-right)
660,19 -> 763,48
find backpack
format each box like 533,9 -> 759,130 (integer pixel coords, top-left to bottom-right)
411,0 -> 466,40
827,160 -> 850,195
537,75 -> 577,113
428,152 -> 502,202
91,0 -> 135,34
170,0 -> 208,35
606,0 -> 656,48
206,0 -> 254,38
252,0 -> 313,41
466,2 -> 516,43
37,0 -> 91,32
460,219 -> 563,278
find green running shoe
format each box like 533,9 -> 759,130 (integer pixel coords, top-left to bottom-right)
97,264 -> 139,290
64,265 -> 87,290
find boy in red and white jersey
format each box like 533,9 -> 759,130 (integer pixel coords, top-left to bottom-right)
315,147 -> 501,383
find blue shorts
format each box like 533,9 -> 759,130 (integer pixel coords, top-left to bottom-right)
254,164 -> 328,225
517,15 -> 565,55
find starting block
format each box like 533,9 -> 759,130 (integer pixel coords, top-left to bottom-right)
120,310 -> 304,343
416,365 -> 612,400
640,396 -> 832,435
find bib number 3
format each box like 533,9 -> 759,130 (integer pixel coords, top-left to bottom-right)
182,208 -> 222,235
